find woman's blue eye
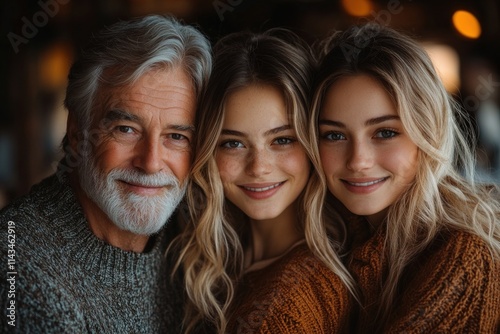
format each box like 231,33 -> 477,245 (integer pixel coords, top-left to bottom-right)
324,132 -> 345,141
376,129 -> 398,139
274,137 -> 294,145
221,141 -> 243,149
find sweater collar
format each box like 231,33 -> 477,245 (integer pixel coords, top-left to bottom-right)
35,173 -> 175,287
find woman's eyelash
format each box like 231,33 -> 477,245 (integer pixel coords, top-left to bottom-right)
321,131 -> 345,140
219,140 -> 244,149
375,128 -> 400,139
273,137 -> 296,145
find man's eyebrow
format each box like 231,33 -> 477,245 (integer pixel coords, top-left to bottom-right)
104,110 -> 194,132
168,124 -> 195,133
104,109 -> 139,122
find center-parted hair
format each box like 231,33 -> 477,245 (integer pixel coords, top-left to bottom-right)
174,28 -> 356,333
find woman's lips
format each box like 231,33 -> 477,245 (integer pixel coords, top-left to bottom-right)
238,181 -> 285,199
340,177 -> 388,194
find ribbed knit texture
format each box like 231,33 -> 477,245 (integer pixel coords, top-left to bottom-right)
226,243 -> 351,334
0,174 -> 184,333
347,219 -> 500,333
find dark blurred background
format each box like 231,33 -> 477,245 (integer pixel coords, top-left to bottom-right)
1,0 -> 500,209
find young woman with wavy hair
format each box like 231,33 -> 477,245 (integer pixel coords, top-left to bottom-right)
173,28 -> 356,333
311,23 -> 500,333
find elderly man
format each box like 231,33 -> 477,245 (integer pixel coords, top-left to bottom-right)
0,15 -> 211,332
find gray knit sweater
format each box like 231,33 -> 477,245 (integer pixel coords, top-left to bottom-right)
0,174 -> 184,333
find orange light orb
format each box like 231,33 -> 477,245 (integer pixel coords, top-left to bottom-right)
341,0 -> 373,17
452,10 -> 481,39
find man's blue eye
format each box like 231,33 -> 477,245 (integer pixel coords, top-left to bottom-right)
171,133 -> 186,140
117,126 -> 133,133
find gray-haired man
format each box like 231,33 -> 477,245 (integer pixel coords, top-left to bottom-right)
1,15 -> 211,332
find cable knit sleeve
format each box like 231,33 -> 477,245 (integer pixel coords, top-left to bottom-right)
386,231 -> 500,334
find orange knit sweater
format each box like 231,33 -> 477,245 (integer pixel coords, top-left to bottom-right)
226,243 -> 351,333
347,220 -> 500,333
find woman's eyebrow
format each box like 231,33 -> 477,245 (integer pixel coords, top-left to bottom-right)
318,119 -> 344,128
220,125 -> 291,137
220,129 -> 245,136
319,115 -> 400,127
264,125 -> 291,136
365,115 -> 400,126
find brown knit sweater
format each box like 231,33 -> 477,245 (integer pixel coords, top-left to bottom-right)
348,220 -> 500,333
226,243 -> 351,333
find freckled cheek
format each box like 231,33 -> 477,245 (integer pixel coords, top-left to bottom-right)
215,155 -> 243,184
319,146 -> 343,176
277,150 -> 310,179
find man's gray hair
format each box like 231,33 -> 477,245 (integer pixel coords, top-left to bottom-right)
64,14 -> 212,133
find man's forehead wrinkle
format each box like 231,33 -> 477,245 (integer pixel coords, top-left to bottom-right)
135,85 -> 193,98
106,88 -> 192,111
127,92 -> 195,113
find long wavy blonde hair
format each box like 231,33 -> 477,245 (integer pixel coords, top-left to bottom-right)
172,28 -> 357,333
310,23 -> 500,330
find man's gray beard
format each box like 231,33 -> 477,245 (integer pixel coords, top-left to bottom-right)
78,155 -> 186,236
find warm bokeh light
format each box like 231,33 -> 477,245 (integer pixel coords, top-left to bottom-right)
37,42 -> 73,160
422,43 -> 460,93
38,42 -> 74,88
341,0 -> 373,17
452,10 -> 481,39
